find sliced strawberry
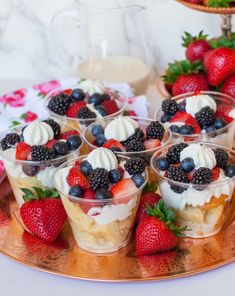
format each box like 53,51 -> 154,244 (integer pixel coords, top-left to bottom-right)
44,139 -> 58,149
16,142 -> 31,160
101,100 -> 119,115
74,160 -> 81,168
59,130 -> 80,140
79,188 -> 97,213
217,104 -> 232,115
193,90 -> 202,96
66,101 -> 86,118
185,115 -> 201,134
215,112 -> 233,124
111,179 -> 137,204
103,139 -> 125,151
144,139 -> 161,150
66,167 -> 89,189
170,111 -> 189,123
117,166 -> 125,178
63,88 -> 72,95
83,188 -> 96,199
212,167 -> 220,181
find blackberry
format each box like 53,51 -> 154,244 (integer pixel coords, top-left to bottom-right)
192,168 -> 212,185
166,143 -> 188,164
125,140 -> 145,152
89,168 -> 109,190
47,93 -> 71,115
43,119 -> 61,138
214,148 -> 228,169
124,157 -> 146,175
122,128 -> 145,145
195,106 -> 215,128
166,166 -> 189,194
146,121 -> 165,140
77,107 -> 96,120
31,145 -> 55,161
162,99 -> 178,116
1,133 -> 20,151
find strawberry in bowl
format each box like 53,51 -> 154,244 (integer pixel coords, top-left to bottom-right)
45,79 -> 127,132
53,147 -> 148,253
83,116 -> 171,164
0,119 -> 83,207
155,91 -> 235,148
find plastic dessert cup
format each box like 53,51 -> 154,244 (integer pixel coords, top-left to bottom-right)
155,91 -> 235,148
54,155 -> 148,254
151,142 -> 235,238
83,116 -> 172,164
45,84 -> 128,132
0,124 -> 83,208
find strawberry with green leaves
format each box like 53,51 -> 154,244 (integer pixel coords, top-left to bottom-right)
136,200 -> 185,256
20,187 -> 67,243
203,0 -> 235,7
221,75 -> 235,98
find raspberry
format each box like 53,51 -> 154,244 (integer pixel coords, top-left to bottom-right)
66,101 -> 86,118
101,100 -> 119,115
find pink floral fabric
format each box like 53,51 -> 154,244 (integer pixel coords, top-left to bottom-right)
0,88 -> 27,107
32,80 -> 61,97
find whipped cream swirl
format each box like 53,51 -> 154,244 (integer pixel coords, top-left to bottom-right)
180,143 -> 216,170
78,79 -> 105,95
104,116 -> 138,142
54,166 -> 72,194
185,95 -> 217,117
86,148 -> 118,171
23,121 -> 54,146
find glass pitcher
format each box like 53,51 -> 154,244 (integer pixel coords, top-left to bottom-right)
50,2 -> 153,95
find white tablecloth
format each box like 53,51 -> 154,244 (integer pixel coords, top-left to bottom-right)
0,80 -> 234,296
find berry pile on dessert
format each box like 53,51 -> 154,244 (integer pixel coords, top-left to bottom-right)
160,93 -> 234,136
64,148 -> 147,205
1,119 -> 82,175
89,116 -> 166,152
47,79 -> 122,121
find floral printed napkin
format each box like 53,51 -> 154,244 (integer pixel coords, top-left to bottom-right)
0,77 -> 148,179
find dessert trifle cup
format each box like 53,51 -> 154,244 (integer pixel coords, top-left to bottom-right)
83,116 -> 171,164
45,79 -> 127,132
54,147 -> 148,253
0,119 -> 83,207
151,141 -> 235,238
155,91 -> 235,148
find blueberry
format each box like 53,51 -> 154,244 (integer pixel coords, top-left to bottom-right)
91,124 -> 104,137
170,125 -> 180,133
95,105 -> 107,117
80,160 -> 92,176
22,165 -> 39,176
88,93 -> 103,105
156,157 -> 170,171
96,189 -> 113,200
225,164 -> 235,178
205,125 -> 217,138
53,141 -> 68,156
69,185 -> 83,198
132,174 -> 145,188
96,134 -> 106,146
109,147 -> 122,153
214,118 -> 227,130
179,125 -> 194,135
109,169 -> 122,184
178,100 -> 186,111
181,157 -> 195,173
161,113 -> 171,123
66,135 -> 82,150
101,93 -> 110,101
70,88 -> 86,102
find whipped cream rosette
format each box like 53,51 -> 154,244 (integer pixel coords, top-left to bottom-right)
151,142 -> 235,238
54,147 -> 147,253
0,119 -> 82,207
155,91 -> 235,148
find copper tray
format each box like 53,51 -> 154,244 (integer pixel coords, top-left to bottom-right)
0,180 -> 235,282
176,0 -> 235,14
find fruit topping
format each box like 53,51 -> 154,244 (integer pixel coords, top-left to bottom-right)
124,157 -> 146,175
42,119 -> 61,139
111,178 -> 137,198
16,142 -> 31,160
109,169 -> 122,184
166,143 -> 188,164
125,140 -> 145,152
101,100 -> 119,115
214,148 -> 229,169
191,167 -> 212,185
69,185 -> 83,198
122,128 -> 145,145
67,167 -> 89,189
156,157 -> 170,171
59,130 -> 80,140
88,93 -> 103,105
1,133 -> 20,151
70,88 -> 85,102
225,164 -> 235,178
22,165 -> 39,176
66,101 -> 86,118
103,139 -> 125,151
79,160 -> 93,176
77,106 -> 96,120
53,141 -> 68,156
195,106 -> 215,128
180,157 -> 195,173
166,166 -> 190,193
47,93 -> 71,115
91,124 -> 104,137
179,124 -> 194,135
95,105 -> 107,116
95,189 -> 113,200
144,139 -> 161,150
89,168 -> 109,190
131,174 -> 145,188
66,134 -> 82,151
146,121 -> 165,140
31,146 -> 55,161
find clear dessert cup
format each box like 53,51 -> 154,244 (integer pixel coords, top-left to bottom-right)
150,142 -> 235,238
154,91 -> 235,148
83,116 -> 172,164
53,155 -> 148,254
0,123 -> 83,208
45,84 -> 128,132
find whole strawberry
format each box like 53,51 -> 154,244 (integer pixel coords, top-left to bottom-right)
221,75 -> 235,98
136,200 -> 185,256
20,187 -> 67,243
182,31 -> 211,62
204,47 -> 235,86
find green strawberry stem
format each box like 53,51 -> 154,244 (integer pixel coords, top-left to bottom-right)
209,33 -> 235,49
143,181 -> 158,193
20,187 -> 59,202
146,200 -> 186,236
182,31 -> 208,47
207,0 -> 234,8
